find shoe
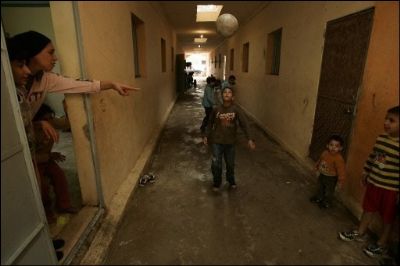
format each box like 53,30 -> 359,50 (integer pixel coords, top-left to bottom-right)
53,239 -> 65,250
58,207 -> 79,214
310,196 -> 322,203
338,230 -> 367,242
56,251 -> 64,261
212,186 -> 220,192
229,183 -> 237,189
148,173 -> 157,183
318,201 -> 331,209
363,243 -> 386,257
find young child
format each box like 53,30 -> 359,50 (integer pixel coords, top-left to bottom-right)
203,86 -> 256,191
310,135 -> 346,209
339,106 -> 399,258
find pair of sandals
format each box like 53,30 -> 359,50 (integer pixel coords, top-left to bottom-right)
139,173 -> 157,187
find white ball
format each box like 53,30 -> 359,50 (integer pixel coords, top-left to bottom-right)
216,14 -> 239,37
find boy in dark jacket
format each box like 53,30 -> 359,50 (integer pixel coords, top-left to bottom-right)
203,87 -> 255,191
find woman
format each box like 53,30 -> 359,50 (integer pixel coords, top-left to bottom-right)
9,30 -> 140,117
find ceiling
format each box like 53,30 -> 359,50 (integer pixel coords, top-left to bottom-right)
158,1 -> 269,53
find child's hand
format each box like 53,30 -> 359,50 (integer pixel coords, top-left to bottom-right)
248,140 -> 256,150
50,152 -> 66,162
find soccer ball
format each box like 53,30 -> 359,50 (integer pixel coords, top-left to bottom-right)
216,13 -> 239,37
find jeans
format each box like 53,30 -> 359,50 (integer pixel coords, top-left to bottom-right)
211,143 -> 236,187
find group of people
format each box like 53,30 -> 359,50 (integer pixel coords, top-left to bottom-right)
6,29 -> 398,262
6,30 -> 140,260
308,106 -> 399,259
200,73 -> 398,260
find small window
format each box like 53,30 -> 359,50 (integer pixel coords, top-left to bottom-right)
266,28 -> 282,75
242,42 -> 249,72
230,48 -> 234,71
161,38 -> 166,72
131,13 -> 146,78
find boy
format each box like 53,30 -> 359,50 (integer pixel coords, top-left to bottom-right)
203,86 -> 256,191
339,106 -> 399,258
310,135 -> 346,209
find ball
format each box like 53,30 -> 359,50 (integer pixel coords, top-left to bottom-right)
216,14 -> 239,37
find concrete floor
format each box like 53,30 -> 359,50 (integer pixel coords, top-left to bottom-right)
103,81 -> 380,265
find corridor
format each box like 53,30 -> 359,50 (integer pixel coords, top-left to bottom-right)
103,83 -> 380,265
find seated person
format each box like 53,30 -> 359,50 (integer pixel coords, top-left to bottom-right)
33,104 -> 78,223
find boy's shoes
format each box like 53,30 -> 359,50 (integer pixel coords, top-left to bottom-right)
309,196 -> 322,203
338,230 -> 367,242
228,183 -> 237,189
58,207 -> 79,214
56,251 -> 64,261
363,243 -> 386,257
318,201 -> 331,209
53,239 -> 65,250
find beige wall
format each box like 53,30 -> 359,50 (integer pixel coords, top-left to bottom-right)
51,1 -> 177,207
211,1 -> 398,222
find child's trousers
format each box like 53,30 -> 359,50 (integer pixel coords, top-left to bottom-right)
315,174 -> 338,204
211,143 -> 235,187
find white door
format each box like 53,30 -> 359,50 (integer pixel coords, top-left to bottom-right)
1,24 -> 57,265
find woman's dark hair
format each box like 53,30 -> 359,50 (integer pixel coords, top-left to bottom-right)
33,104 -> 55,121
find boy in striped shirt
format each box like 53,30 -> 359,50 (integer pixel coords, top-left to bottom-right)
339,106 -> 399,257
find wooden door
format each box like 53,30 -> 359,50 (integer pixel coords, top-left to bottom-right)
309,8 -> 374,161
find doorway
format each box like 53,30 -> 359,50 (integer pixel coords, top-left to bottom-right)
1,2 -> 102,264
309,8 -> 375,161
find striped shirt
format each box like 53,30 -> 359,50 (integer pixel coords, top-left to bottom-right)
364,134 -> 399,191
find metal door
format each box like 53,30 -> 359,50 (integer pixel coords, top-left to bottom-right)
309,8 -> 374,161
1,24 -> 57,265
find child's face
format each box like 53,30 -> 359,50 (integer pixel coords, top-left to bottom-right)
327,140 -> 343,154
384,112 -> 399,137
222,88 -> 234,103
11,59 -> 31,87
29,42 -> 57,73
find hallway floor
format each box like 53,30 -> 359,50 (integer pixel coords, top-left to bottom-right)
103,83 -> 380,265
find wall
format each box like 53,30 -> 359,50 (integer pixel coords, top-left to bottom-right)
75,1 -> 177,206
212,1 -> 398,222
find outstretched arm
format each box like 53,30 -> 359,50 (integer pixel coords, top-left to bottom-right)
100,81 -> 140,96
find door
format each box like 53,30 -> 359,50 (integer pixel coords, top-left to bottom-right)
309,8 -> 374,161
1,24 -> 57,265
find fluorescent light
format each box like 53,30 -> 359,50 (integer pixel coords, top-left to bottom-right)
196,5 -> 223,22
194,38 -> 207,43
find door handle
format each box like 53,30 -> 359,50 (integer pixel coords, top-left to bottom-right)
344,107 -> 353,114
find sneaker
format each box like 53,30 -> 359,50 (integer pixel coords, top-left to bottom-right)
309,196 -> 322,203
338,230 -> 367,242
53,239 -> 65,250
318,201 -> 331,209
56,251 -> 64,261
229,183 -> 237,189
363,243 -> 386,258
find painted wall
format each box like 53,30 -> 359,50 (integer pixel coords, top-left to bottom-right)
50,2 -> 177,206
211,1 -> 398,223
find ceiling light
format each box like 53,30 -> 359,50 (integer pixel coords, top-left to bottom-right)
196,5 -> 223,22
198,45 -> 201,48
200,35 -> 203,38
194,38 -> 207,43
